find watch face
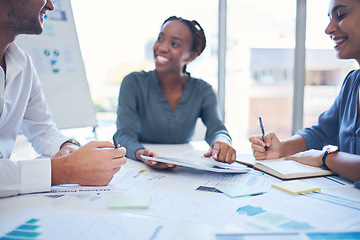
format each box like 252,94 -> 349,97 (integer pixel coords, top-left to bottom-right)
323,145 -> 338,153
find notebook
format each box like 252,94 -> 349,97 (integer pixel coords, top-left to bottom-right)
236,153 -> 333,180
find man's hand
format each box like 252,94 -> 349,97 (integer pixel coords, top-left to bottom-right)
51,141 -> 126,186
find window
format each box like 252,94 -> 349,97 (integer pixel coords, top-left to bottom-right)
70,0 -> 356,148
304,0 -> 357,127
70,0 -> 219,120
226,0 -> 296,151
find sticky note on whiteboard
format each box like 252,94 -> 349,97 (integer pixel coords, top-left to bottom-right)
272,180 -> 321,195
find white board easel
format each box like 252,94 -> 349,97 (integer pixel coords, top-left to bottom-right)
15,0 -> 96,129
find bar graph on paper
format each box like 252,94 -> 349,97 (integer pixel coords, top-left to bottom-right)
0,209 -> 175,240
1,218 -> 42,239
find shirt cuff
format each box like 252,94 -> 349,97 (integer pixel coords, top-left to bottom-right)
20,158 -> 51,194
212,134 -> 232,145
127,142 -> 145,160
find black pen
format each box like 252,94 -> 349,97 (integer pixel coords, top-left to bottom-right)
258,116 -> 268,151
113,140 -> 119,149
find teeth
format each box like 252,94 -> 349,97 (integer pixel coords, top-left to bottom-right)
40,11 -> 47,18
157,56 -> 169,63
334,38 -> 346,44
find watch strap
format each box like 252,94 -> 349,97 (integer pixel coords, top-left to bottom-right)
60,139 -> 81,149
321,150 -> 329,169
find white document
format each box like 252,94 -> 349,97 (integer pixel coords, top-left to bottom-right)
132,187 -> 242,225
213,231 -> 360,240
229,186 -> 360,231
0,208 -> 178,240
201,169 -> 280,191
28,168 -> 171,209
142,143 -> 249,174
141,155 -> 250,173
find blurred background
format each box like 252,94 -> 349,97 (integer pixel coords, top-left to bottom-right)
12,0 -> 358,159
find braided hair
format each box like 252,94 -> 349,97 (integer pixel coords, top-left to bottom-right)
161,16 -> 206,72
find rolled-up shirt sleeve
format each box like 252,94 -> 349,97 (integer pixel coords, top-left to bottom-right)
113,74 -> 145,160
296,70 -> 359,154
296,96 -> 340,150
0,158 -> 51,198
200,83 -> 231,145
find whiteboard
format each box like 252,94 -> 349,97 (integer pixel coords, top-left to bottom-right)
15,0 -> 96,129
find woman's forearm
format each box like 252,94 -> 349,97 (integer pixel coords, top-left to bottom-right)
280,134 -> 307,157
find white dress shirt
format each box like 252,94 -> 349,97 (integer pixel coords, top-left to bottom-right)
0,42 -> 69,198
0,66 -> 4,117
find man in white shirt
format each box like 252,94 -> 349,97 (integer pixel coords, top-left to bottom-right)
0,0 -> 127,198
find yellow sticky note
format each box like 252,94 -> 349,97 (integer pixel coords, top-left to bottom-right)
272,180 -> 321,195
108,194 -> 152,209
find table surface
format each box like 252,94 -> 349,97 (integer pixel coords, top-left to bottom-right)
1,141 -> 360,239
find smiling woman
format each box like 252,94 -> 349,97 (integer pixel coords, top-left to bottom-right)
325,0 -> 360,63
113,16 -> 236,169
153,16 -> 206,80
249,0 -> 360,187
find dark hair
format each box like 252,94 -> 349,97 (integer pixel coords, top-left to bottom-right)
161,16 -> 206,57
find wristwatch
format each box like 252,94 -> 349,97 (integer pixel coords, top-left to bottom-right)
321,145 -> 339,169
60,139 -> 81,149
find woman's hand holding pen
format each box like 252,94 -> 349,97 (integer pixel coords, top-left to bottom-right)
204,141 -> 236,164
249,132 -> 283,160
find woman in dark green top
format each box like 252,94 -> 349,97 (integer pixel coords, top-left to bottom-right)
113,16 -> 236,169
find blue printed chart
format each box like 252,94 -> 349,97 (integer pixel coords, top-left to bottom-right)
1,218 -> 42,239
0,209 -> 176,240
230,188 -> 360,231
236,204 -> 315,231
